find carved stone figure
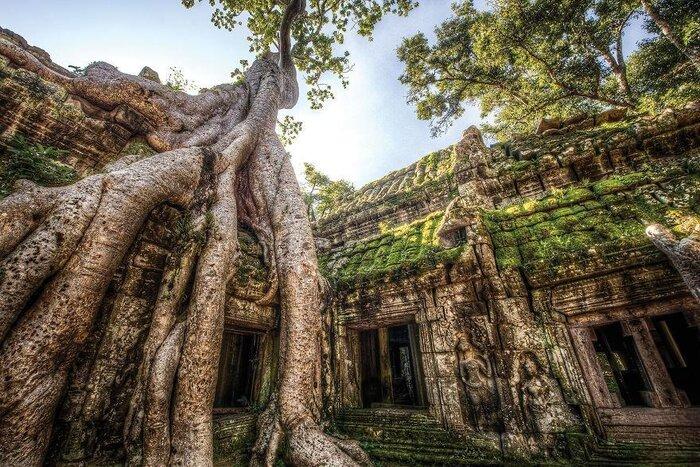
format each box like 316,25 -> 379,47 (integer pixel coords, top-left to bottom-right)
456,334 -> 498,431
517,352 -> 572,434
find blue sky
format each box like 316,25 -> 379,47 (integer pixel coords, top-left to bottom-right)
3,0 -> 646,187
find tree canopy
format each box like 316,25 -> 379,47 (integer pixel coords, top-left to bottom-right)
184,0 -> 417,109
303,162 -> 354,220
398,0 -> 700,139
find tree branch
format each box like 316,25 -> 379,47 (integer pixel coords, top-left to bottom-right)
518,42 -> 633,108
279,0 -> 307,70
640,0 -> 700,69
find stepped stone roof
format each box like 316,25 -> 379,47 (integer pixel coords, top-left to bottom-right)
316,147 -> 457,226
485,158 -> 700,286
320,211 -> 463,287
320,106 -> 700,290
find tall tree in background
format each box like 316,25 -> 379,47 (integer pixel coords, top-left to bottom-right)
187,0 -> 417,108
398,0 -> 700,139
630,0 -> 700,110
639,0 -> 700,67
303,163 -> 354,220
0,0 -> 414,465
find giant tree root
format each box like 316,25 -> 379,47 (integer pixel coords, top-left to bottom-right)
0,0 -> 371,463
246,132 -> 372,467
0,146 -> 207,464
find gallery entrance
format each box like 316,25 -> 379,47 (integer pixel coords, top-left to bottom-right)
359,323 -> 425,408
214,329 -> 260,408
649,312 -> 700,405
592,322 -> 651,407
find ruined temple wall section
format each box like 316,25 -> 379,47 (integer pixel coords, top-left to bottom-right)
317,106 -> 700,265
330,250 -> 583,457
332,273 -> 469,430
0,51 -> 277,462
315,177 -> 456,248
467,108 -> 700,210
0,53 -> 139,174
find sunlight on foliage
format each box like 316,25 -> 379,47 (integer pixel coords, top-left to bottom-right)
278,114 -> 303,145
182,0 -> 417,109
302,162 -> 354,220
165,67 -> 198,93
398,0 -> 699,140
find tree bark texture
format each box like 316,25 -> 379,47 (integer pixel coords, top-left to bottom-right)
0,2 -> 369,465
647,224 -> 700,303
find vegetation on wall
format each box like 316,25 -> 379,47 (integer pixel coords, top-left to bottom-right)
321,210 -> 464,287
316,148 -> 457,225
0,134 -> 77,198
484,159 -> 700,279
164,67 -> 197,93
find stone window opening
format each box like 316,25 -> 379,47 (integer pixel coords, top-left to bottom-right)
648,312 -> 700,406
592,322 -> 652,407
453,226 -> 468,245
214,329 -> 261,409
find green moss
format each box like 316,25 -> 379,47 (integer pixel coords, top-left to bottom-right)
487,186 -> 596,222
0,134 -> 77,198
120,138 -> 156,157
494,247 -> 521,268
498,159 -> 536,177
485,161 -> 700,274
322,210 -> 464,287
589,165 -> 688,196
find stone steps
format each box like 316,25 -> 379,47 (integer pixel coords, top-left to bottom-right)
335,408 -> 503,465
588,441 -> 700,465
360,443 -> 501,466
213,412 -> 256,465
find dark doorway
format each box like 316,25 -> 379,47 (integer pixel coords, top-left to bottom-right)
388,324 -> 421,406
359,329 -> 383,407
593,322 -> 651,407
452,227 -> 468,245
359,323 -> 424,408
649,312 -> 700,405
214,330 -> 260,408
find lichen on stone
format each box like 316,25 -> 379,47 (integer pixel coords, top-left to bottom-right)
484,159 -> 700,280
321,210 -> 464,287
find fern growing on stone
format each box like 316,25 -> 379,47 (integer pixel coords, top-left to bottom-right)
0,134 -> 76,197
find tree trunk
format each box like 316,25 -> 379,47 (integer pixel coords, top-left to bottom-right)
247,131 -> 371,466
143,322 -> 186,465
640,0 -> 700,70
647,224 -> 700,303
0,1 -> 371,464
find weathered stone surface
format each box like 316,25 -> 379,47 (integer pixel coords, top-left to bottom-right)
320,105 -> 700,464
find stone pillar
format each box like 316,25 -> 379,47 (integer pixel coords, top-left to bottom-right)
623,319 -> 681,408
377,327 -> 393,404
569,326 -> 618,408
255,331 -> 277,407
416,291 -> 467,432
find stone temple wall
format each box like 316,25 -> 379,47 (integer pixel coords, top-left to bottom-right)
318,104 -> 700,462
